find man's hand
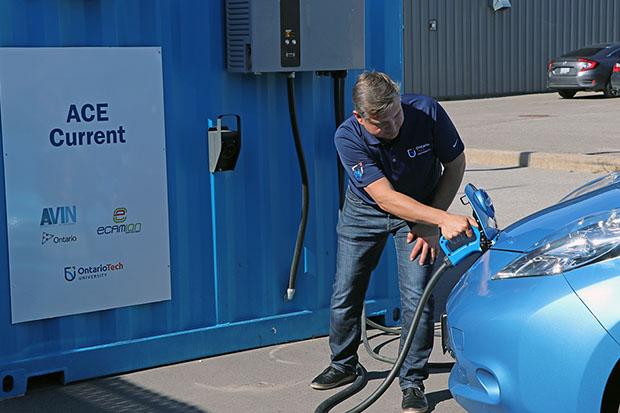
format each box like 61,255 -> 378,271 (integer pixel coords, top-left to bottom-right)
407,225 -> 439,265
438,213 -> 478,240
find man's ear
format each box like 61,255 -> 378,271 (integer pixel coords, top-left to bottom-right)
353,110 -> 364,125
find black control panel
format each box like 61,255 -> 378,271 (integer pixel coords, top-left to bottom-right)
280,0 -> 300,67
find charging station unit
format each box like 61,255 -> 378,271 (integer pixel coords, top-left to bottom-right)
221,0 -> 366,302
225,0 -> 365,73
0,0 -> 404,403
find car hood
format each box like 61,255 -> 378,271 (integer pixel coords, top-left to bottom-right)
491,183 -> 620,253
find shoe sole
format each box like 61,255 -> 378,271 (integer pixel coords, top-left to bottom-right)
402,408 -> 428,413
309,375 -> 356,390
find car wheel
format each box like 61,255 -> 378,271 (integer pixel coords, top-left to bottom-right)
558,89 -> 577,98
601,361 -> 620,413
603,81 -> 620,98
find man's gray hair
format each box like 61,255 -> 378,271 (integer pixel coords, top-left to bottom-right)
352,71 -> 401,120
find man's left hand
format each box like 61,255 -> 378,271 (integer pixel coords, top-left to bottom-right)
407,225 -> 439,265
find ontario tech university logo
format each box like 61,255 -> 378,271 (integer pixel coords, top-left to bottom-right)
40,206 -> 77,226
64,266 -> 76,281
64,262 -> 124,282
97,207 -> 142,235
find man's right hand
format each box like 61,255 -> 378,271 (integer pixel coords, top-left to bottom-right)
438,213 -> 478,239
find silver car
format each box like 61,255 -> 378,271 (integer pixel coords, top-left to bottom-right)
547,43 -> 620,98
611,61 -> 620,91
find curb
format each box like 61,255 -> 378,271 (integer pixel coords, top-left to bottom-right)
465,149 -> 620,173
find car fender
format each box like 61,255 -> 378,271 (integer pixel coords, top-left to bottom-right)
447,251 -> 620,413
515,284 -> 620,412
563,259 -> 620,348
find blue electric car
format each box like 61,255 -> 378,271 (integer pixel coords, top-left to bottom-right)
444,172 -> 620,413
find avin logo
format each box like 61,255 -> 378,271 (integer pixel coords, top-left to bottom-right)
64,266 -> 76,282
41,206 -> 77,226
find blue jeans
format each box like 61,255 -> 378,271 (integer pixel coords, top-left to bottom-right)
329,188 -> 435,390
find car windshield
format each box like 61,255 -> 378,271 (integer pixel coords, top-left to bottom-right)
559,171 -> 620,203
561,47 -> 606,57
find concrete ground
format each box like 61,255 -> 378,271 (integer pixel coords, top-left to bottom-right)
443,90 -> 620,173
1,91 -> 618,413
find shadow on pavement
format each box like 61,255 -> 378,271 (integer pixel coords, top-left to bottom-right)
0,376 -> 206,413
427,389 -> 454,412
571,94 -> 607,99
585,150 -> 620,155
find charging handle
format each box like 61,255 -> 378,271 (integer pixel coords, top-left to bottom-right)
439,226 -> 482,266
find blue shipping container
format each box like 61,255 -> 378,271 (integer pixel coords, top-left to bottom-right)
0,0 -> 403,399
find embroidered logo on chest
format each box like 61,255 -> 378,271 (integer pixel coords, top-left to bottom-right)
407,143 -> 431,158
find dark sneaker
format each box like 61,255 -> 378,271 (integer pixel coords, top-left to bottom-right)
309,366 -> 356,390
402,386 -> 428,413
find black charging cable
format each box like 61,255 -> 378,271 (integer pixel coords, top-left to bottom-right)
284,72 -> 309,302
314,257 -> 453,413
361,303 -> 400,365
331,70 -> 347,212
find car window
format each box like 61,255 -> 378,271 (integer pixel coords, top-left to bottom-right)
562,47 -> 605,57
607,48 -> 620,57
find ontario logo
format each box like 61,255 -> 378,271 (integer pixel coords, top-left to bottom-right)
42,232 -> 77,245
64,262 -> 124,282
97,207 -> 142,235
40,206 -> 77,226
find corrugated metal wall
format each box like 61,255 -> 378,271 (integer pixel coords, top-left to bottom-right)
0,0 -> 403,398
403,0 -> 620,99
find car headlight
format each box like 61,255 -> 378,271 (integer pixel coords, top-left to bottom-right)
494,209 -> 620,279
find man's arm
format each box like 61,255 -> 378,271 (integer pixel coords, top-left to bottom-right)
429,152 -> 466,211
403,152 -> 466,263
364,155 -> 476,240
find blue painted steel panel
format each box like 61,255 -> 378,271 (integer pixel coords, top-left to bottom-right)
0,0 -> 404,399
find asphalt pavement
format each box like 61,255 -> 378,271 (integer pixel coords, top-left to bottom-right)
1,91 -> 619,413
443,91 -> 620,172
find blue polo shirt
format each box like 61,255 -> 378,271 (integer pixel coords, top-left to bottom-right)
335,94 -> 464,207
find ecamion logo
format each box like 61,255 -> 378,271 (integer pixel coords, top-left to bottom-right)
113,207 -> 127,223
97,207 -> 142,235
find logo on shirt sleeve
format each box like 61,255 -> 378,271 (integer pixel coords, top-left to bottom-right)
352,162 -> 364,180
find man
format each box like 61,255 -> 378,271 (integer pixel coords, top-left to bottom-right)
310,71 -> 477,413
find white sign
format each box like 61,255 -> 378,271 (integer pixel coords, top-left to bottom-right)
0,47 -> 171,323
